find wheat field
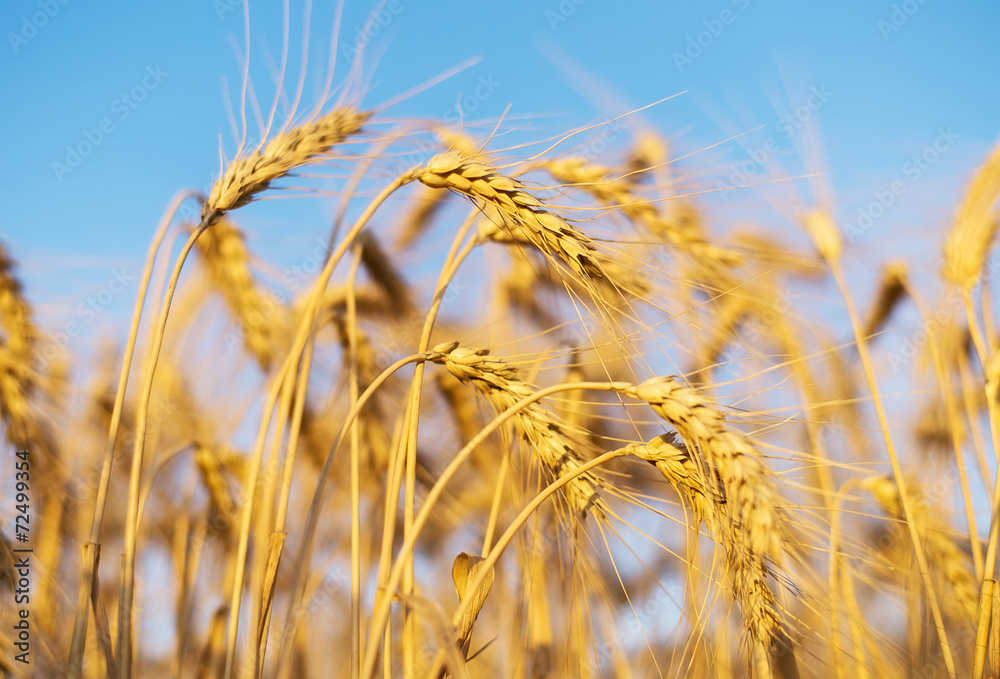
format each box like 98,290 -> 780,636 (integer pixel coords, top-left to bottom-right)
2,4 -> 1000,679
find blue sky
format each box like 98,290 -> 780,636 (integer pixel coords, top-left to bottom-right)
0,0 -> 998,361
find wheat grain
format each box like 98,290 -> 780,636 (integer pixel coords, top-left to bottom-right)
418,152 -> 606,281
944,142 -> 1000,289
431,343 -> 605,517
194,218 -> 285,370
397,130 -> 485,249
621,376 -> 786,645
202,108 -> 370,225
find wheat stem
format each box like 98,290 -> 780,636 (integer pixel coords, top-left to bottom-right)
359,379 -> 629,679
347,245 -> 364,679
118,221 -> 210,677
830,258 -> 957,678
67,189 -> 198,678
227,173 -> 416,678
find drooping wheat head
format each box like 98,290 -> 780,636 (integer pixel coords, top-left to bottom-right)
194,218 -> 286,370
431,343 -> 606,518
202,108 -> 370,225
621,375 -> 787,645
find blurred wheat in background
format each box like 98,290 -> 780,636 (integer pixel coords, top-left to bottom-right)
1,2 -> 1000,678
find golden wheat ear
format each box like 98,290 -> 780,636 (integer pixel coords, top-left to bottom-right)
202,107 -> 370,225
194,218 -> 286,370
547,155 -> 740,268
432,343 -> 607,518
862,260 -> 908,341
621,376 -> 787,646
943,142 -> 1000,290
0,244 -> 39,448
418,152 -> 608,281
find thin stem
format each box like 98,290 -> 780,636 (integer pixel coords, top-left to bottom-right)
967,290 -> 1000,581
830,259 -> 956,678
118,221 -> 210,676
227,173 -> 416,678
481,454 -> 510,557
965,288 -> 1000,678
250,370 -> 297,679
424,445 -> 631,679
68,189 -> 198,678
347,246 -> 364,679
359,380 -> 630,679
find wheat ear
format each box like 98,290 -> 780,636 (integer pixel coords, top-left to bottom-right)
202,108 -> 370,225
0,244 -> 38,446
418,152 -> 606,281
943,141 -> 1000,290
621,376 -> 785,645
432,344 -> 605,518
194,218 -> 284,369
547,156 -> 740,267
862,475 -> 978,622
